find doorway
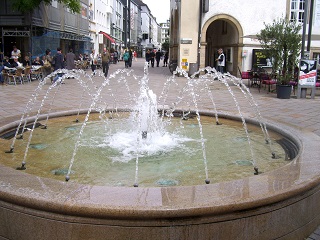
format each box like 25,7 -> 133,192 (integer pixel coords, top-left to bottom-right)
201,15 -> 243,76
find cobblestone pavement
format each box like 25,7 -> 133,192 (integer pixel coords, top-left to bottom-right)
1,58 -> 320,239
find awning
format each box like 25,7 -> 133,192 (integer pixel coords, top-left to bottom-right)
99,31 -> 115,43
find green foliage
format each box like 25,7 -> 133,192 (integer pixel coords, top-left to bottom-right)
257,18 -> 302,85
13,0 -> 81,13
161,39 -> 169,51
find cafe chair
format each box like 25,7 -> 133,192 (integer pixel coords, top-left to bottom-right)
261,72 -> 277,92
31,67 -> 43,81
1,70 -> 9,84
8,68 -> 23,85
250,67 -> 265,91
238,67 -> 253,87
22,67 -> 32,83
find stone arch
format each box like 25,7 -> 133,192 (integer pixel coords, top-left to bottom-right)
200,14 -> 244,76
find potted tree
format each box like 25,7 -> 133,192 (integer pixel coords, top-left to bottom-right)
257,18 -> 302,99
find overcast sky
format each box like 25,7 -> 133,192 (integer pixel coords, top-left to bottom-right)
141,0 -> 170,23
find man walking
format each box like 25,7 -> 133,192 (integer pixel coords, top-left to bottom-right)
128,49 -> 133,67
101,48 -> 110,77
66,49 -> 76,70
155,49 -> 162,67
52,47 -> 65,83
150,50 -> 155,68
54,47 -> 64,71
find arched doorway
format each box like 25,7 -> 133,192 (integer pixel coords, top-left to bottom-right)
200,15 -> 243,76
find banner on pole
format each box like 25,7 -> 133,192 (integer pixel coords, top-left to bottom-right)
299,59 -> 317,86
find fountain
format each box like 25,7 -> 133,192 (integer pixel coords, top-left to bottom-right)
0,64 -> 319,240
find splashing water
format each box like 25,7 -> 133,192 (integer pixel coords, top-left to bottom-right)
2,64 -> 289,186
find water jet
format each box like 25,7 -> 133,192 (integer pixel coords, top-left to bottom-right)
0,66 -> 319,240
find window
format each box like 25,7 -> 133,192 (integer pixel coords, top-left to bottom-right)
89,10 -> 94,20
52,0 -> 58,8
226,48 -> 232,63
313,52 -> 320,63
290,0 -> 305,22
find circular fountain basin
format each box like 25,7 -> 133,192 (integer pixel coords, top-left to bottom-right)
0,110 -> 320,240
0,112 -> 288,187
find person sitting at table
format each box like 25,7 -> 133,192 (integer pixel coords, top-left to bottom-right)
83,54 -> 88,61
3,56 -> 12,68
22,56 -> 31,67
41,56 -> 46,65
11,45 -> 21,60
32,56 -> 43,66
0,65 -> 5,85
12,58 -> 23,68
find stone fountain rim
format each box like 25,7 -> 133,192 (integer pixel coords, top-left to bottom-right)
0,109 -> 319,221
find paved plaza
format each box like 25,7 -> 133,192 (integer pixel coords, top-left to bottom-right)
1,58 -> 320,135
0,58 -> 320,239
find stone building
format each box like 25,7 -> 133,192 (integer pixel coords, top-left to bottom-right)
170,0 -> 320,76
0,0 -> 90,60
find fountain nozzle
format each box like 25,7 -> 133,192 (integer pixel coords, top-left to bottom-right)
142,131 -> 147,139
65,175 -> 70,182
254,167 -> 259,175
6,147 -> 14,153
216,121 -> 221,125
16,162 -> 26,170
205,179 -> 210,184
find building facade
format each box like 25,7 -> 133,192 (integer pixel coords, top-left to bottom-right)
0,0 -> 167,62
0,0 -> 90,59
170,0 -> 320,75
160,20 -> 170,45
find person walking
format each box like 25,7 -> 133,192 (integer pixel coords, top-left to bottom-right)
66,49 -> 76,70
123,50 -> 130,68
54,47 -> 64,71
150,50 -> 155,68
128,49 -> 133,67
52,47 -> 64,83
43,49 -> 53,77
163,51 -> 168,67
215,48 -> 225,73
90,49 -> 97,75
155,49 -> 162,67
101,48 -> 110,77
145,49 -> 151,67
133,51 -> 137,61
113,50 -> 118,64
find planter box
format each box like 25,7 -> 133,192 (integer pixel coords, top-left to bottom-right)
276,85 -> 292,99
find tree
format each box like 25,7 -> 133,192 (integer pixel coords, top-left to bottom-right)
257,18 -> 302,85
161,39 -> 169,52
13,0 -> 81,13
